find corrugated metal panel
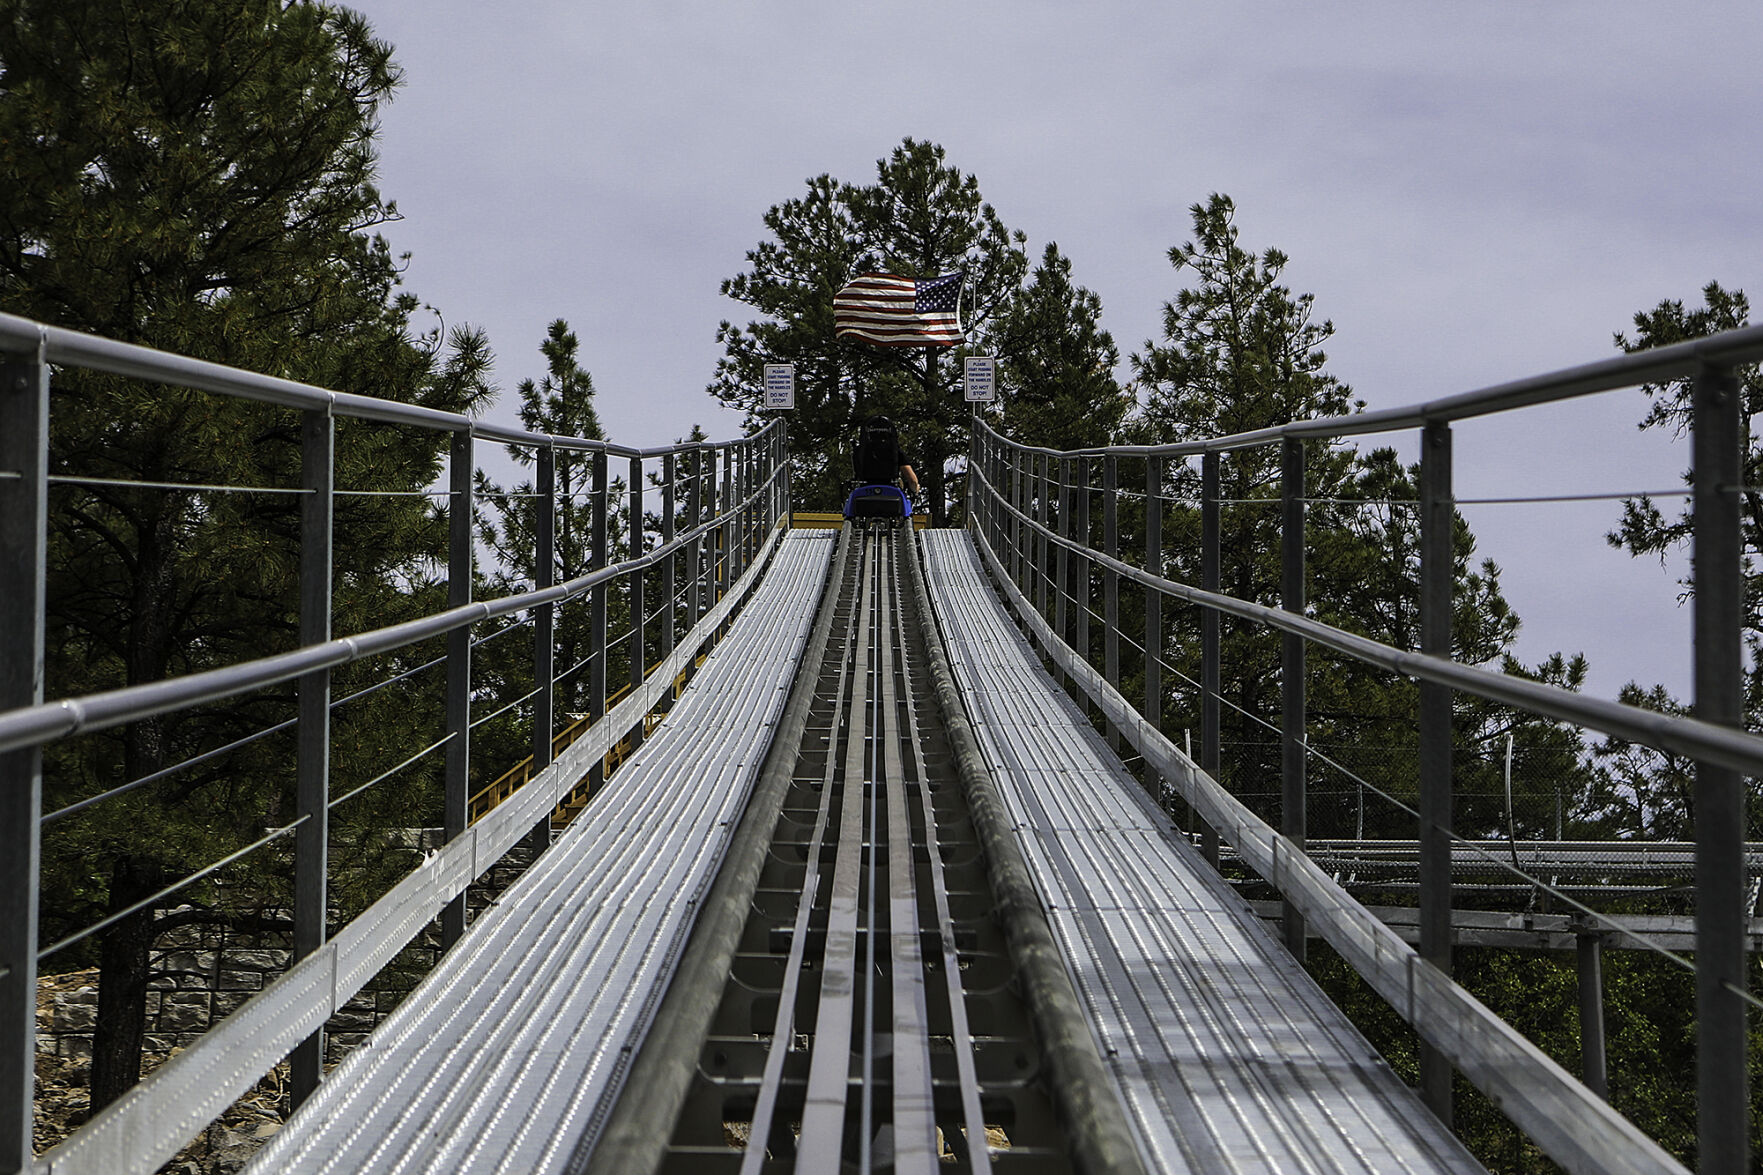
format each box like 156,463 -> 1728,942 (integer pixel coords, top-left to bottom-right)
921,529 -> 1484,1175
244,531 -> 834,1175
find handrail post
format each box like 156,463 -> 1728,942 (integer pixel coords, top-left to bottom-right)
290,407 -> 334,1107
1693,362 -> 1747,1174
1015,444 -> 1029,585
530,446 -> 556,851
1575,927 -> 1608,1099
588,450 -> 609,793
778,421 -> 791,530
442,429 -> 474,947
1200,452 -> 1222,867
660,451 -> 676,657
1280,436 -> 1307,960
730,442 -> 743,572
1075,457 -> 1092,702
628,453 -> 646,750
1054,457 -> 1070,681
0,345 -> 47,1175
1145,455 -> 1164,788
1029,449 -> 1043,621
1418,419 -> 1455,1123
686,446 -> 702,628
1103,455 -> 1120,749
720,443 -> 734,599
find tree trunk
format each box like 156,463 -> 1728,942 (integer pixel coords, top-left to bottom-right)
89,496 -> 179,1110
89,856 -> 162,1111
926,436 -> 949,527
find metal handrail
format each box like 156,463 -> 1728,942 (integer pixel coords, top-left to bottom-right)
971,460 -> 1763,778
0,310 -> 781,458
0,473 -> 781,754
964,317 -> 1763,1174
982,320 -> 1763,459
0,310 -> 793,1174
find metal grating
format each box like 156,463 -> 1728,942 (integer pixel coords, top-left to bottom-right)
921,529 -> 1486,1175
241,531 -> 836,1175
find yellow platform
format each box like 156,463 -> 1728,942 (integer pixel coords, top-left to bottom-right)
792,510 -> 929,530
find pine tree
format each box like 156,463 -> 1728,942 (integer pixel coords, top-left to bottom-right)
712,139 -> 1123,523
1588,282 -> 1763,837
989,242 -> 1134,450
1,0 -> 492,1108
1131,195 -> 1589,840
474,319 -> 616,772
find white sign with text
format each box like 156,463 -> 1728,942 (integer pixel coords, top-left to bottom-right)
763,364 -> 795,410
964,356 -> 996,402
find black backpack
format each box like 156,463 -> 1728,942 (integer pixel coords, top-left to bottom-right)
854,417 -> 899,484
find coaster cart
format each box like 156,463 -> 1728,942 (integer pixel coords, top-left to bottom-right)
842,482 -> 913,526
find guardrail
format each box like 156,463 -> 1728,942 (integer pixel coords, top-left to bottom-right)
965,321 -> 1763,1175
0,312 -> 789,1173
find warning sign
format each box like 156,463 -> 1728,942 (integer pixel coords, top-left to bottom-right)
763,364 -> 795,410
963,357 -> 996,403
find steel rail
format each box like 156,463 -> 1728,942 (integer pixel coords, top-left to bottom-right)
902,531 -> 1149,1175
796,532 -> 877,1170
731,538 -> 862,1175
897,579 -> 992,1173
0,479 -> 783,755
34,526 -> 795,1175
961,524 -> 1687,1175
879,543 -> 937,1170
0,310 -> 782,460
975,320 -> 1763,460
579,527 -> 851,1175
969,461 -> 1763,779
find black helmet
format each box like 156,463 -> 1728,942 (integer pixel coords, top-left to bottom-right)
867,415 -> 893,429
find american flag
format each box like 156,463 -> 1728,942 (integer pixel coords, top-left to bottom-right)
832,272 -> 964,347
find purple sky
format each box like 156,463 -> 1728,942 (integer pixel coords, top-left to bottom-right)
349,1 -> 1761,703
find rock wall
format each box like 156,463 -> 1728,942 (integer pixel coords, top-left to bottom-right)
35,833 -> 538,1165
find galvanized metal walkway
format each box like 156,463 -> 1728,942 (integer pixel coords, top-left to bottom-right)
245,531 -> 837,1175
920,530 -> 1484,1175
248,526 -> 1485,1175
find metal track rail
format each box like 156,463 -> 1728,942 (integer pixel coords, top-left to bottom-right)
242,532 -> 837,1175
652,523 -> 1069,1173
921,529 -> 1488,1175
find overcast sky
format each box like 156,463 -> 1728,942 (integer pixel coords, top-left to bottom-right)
347,1 -> 1760,705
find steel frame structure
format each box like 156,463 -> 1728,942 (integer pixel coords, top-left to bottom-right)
965,320 -> 1763,1175
0,313 -> 788,1174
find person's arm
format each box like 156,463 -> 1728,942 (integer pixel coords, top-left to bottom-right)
899,463 -> 921,494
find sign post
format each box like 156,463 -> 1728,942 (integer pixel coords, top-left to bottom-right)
763,364 -> 796,411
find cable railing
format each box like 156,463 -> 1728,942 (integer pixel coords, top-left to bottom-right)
0,311 -> 790,1175
965,320 -> 1763,1175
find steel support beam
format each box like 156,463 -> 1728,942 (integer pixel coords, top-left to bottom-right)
0,346 -> 47,1175
1144,456 -> 1163,759
1576,929 -> 1608,1099
530,446 -> 556,852
628,454 -> 646,751
1280,437 -> 1307,960
588,450 -> 609,793
1418,420 -> 1455,1123
1103,455 -> 1120,749
290,407 -> 334,1106
442,429 -> 474,947
1200,452 -> 1222,867
1693,362 -> 1747,1175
